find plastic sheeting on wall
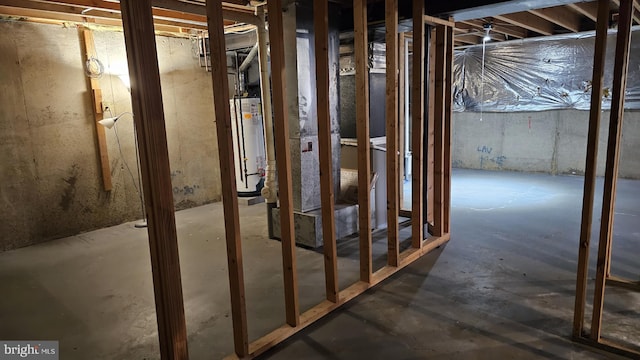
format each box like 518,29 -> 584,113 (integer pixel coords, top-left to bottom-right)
454,26 -> 640,112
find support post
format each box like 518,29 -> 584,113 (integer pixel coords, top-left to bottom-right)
590,0 -> 634,340
119,0 -> 188,357
314,0 -> 339,303
205,0 -> 249,355
386,0 -> 399,266
267,0 -> 300,326
411,0 -> 425,247
573,0 -> 609,338
354,0 -> 372,282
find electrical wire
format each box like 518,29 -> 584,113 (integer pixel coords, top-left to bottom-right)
112,121 -> 141,197
85,56 -> 104,78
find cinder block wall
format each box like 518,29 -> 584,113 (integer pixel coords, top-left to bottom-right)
0,21 -> 222,251
452,110 -> 640,179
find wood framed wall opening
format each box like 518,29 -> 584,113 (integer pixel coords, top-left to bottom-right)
573,0 -> 640,357
118,0 -> 454,358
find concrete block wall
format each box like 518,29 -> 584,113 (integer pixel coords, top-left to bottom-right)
0,21 -> 222,251
452,110 -> 640,179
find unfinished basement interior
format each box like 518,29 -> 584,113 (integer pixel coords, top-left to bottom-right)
0,0 -> 639,358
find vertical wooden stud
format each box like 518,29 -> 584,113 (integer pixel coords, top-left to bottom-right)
267,0 -> 300,326
119,0 -> 188,358
590,0 -> 634,341
398,31 -> 406,209
426,28 -> 436,227
354,0 -> 372,282
411,0 -> 425,247
205,0 -> 249,355
314,0 -> 339,303
573,0 -> 609,338
443,24 -> 453,234
386,0 -> 400,266
432,25 -> 446,237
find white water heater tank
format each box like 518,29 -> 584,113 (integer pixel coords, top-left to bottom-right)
230,97 -> 266,196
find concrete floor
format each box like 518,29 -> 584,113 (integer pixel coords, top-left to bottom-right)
0,169 -> 638,359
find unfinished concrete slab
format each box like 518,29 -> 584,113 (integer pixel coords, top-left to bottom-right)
0,169 -> 637,359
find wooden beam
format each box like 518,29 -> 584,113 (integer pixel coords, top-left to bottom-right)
573,0 -> 609,339
452,34 -> 480,45
313,0 -> 339,303
460,19 -> 527,39
443,25 -> 453,234
80,27 -> 112,192
590,0 -> 634,341
354,0 -> 372,282
529,6 -> 582,32
151,0 -> 259,24
426,28 -> 435,226
205,0 -> 249,356
568,2 -> 599,22
423,14 -> 455,27
386,0 -> 400,267
119,0 -> 188,358
494,12 -> 555,36
455,22 -> 506,42
606,276 -> 640,292
432,25 -> 446,237
267,0 -> 300,327
411,0 -> 425,247
25,0 -> 249,25
398,31 -> 406,210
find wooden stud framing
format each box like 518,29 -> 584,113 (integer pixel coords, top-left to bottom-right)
398,31 -> 406,210
80,27 -> 112,192
589,0 -> 634,341
386,0 -> 400,267
431,25 -> 446,237
205,0 -> 249,356
443,25 -> 453,234
411,0 -> 425,247
313,0 -> 339,303
119,0 -> 188,358
573,0 -> 640,357
354,0 -> 373,282
426,27 -> 436,226
267,0 -> 300,327
573,0 -> 609,339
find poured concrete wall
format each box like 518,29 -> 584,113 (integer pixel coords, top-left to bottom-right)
0,21 -> 221,251
452,110 -> 640,179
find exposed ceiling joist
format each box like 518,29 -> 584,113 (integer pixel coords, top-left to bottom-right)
0,4 -> 191,33
528,5 -> 582,32
454,34 -> 480,45
494,11 -> 555,35
0,0 -> 208,29
455,22 -> 506,41
461,19 -> 527,39
567,2 -> 598,22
